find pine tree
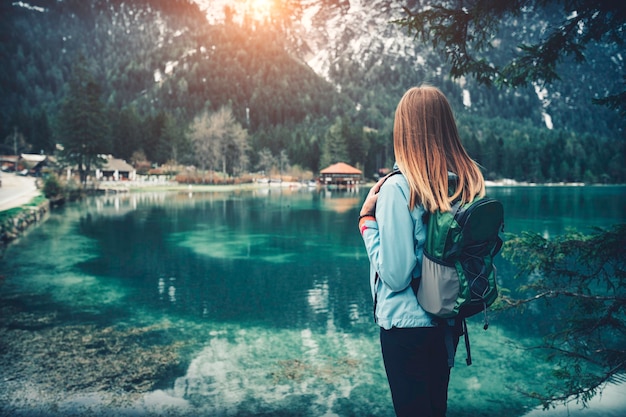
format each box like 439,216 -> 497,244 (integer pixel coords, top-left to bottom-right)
56,58 -> 110,184
320,117 -> 349,168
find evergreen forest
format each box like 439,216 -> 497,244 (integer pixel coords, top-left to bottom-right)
1,0 -> 624,183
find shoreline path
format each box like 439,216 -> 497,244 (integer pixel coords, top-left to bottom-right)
0,173 -> 41,212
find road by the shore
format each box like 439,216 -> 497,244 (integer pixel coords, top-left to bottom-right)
0,173 -> 41,212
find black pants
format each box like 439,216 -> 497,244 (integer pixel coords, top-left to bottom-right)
380,325 -> 456,417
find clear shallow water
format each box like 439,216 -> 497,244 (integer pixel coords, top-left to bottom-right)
1,185 -> 625,416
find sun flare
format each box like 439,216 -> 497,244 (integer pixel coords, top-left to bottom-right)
247,0 -> 273,20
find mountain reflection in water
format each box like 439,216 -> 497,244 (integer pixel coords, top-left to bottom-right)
1,185 -> 625,417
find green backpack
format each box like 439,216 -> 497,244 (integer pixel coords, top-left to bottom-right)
417,177 -> 504,364
418,194 -> 503,318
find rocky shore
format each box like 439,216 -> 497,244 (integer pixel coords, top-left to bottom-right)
0,197 -> 49,249
0,173 -> 46,252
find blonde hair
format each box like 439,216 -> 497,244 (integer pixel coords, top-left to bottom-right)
393,86 -> 485,212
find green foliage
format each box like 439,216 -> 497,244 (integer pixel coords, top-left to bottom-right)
320,117 -> 349,168
56,58 -> 110,184
456,115 -> 626,183
25,195 -> 47,207
396,0 -> 626,118
0,0 -> 624,181
0,207 -> 21,223
593,76 -> 626,118
0,195 -> 46,225
109,106 -> 144,162
501,225 -> 626,407
188,107 -> 248,180
42,174 -> 63,199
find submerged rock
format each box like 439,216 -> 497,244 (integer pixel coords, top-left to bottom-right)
0,304 -> 186,414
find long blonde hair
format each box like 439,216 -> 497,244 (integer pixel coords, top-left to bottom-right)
393,86 -> 485,212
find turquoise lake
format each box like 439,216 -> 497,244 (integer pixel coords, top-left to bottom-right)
1,185 -> 625,416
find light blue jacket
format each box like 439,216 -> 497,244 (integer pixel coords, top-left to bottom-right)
361,171 -> 436,329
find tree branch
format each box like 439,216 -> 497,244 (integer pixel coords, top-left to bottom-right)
499,291 -> 626,308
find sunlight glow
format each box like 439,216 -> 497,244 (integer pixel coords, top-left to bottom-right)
247,0 -> 273,20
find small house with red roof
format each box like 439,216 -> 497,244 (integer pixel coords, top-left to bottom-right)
319,162 -> 362,187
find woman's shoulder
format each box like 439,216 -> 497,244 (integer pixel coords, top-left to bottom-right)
380,171 -> 410,201
380,171 -> 426,218
381,170 -> 408,188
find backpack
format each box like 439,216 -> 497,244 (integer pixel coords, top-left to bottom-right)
377,169 -> 504,364
417,174 -> 504,364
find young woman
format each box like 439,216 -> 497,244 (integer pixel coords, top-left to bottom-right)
358,86 -> 485,417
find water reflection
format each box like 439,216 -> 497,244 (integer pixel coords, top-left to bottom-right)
307,280 -> 330,314
2,185 -> 625,416
489,185 -> 626,236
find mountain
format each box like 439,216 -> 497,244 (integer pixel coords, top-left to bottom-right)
193,0 -> 624,135
0,0 -> 624,182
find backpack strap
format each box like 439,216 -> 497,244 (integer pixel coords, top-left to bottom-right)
492,235 -> 504,257
373,273 -> 379,323
463,318 -> 472,366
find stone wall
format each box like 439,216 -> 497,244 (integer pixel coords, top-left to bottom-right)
0,199 -> 50,247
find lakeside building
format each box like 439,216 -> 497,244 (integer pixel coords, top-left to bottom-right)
97,156 -> 136,181
319,162 -> 362,187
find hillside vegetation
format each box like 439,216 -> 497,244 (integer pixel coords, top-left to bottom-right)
0,0 -> 623,182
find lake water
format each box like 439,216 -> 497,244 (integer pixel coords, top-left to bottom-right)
1,185 -> 625,417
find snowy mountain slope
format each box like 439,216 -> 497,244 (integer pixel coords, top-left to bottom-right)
193,0 -> 422,78
4,0 -> 621,136
191,0 -> 623,133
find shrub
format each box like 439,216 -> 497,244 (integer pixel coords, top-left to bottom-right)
43,174 -> 63,199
